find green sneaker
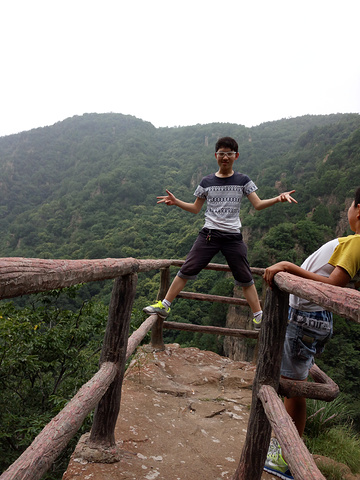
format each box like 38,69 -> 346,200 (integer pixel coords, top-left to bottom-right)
143,300 -> 170,318
264,438 -> 293,479
252,311 -> 263,330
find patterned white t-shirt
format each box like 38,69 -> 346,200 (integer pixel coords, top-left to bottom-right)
194,172 -> 257,233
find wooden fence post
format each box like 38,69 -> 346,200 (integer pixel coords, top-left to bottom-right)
150,267 -> 170,350
233,285 -> 289,480
88,273 -> 137,449
259,385 -> 326,479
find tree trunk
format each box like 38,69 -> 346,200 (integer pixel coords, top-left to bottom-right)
151,267 -> 170,350
89,273 -> 137,447
259,385 -> 326,479
233,285 -> 289,480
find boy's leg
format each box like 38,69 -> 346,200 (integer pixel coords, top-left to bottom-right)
144,229 -> 220,316
164,275 -> 188,303
166,230 -> 220,301
221,234 -> 262,322
283,393 -> 307,437
242,284 -> 261,313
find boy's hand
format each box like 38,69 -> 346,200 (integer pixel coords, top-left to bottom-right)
263,262 -> 287,288
278,190 -> 297,203
157,189 -> 177,206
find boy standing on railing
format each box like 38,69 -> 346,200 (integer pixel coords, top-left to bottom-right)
262,186 -> 360,480
143,136 -> 297,328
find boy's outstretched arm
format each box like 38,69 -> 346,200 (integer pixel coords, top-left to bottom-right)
263,261 -> 351,289
248,190 -> 297,211
157,189 -> 205,214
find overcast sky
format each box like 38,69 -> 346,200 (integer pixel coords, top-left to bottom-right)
1,0 -> 359,137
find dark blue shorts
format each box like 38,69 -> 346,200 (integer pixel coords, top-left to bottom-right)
177,228 -> 254,287
281,307 -> 333,380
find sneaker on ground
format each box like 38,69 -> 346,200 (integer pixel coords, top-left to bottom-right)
264,438 -> 293,480
252,311 -> 263,330
143,300 -> 170,318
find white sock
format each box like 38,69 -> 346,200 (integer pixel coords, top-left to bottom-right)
253,310 -> 262,318
162,299 -> 171,309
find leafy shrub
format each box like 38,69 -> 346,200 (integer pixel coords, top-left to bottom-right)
0,287 -> 108,478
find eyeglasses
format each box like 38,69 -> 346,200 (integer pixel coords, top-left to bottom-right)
216,151 -> 237,158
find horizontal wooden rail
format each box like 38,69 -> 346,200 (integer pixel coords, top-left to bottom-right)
126,314 -> 158,359
279,363 -> 339,401
0,362 -> 118,480
0,258 -> 263,300
258,385 -> 325,480
177,290 -> 252,306
171,260 -> 265,277
163,320 -> 259,339
0,257 -> 177,299
274,272 -> 360,323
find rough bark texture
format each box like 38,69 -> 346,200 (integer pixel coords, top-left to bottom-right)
177,290 -> 250,306
127,315 -> 158,360
233,285 -> 289,480
259,385 -> 326,480
163,320 -> 259,339
275,271 -> 360,323
279,363 -> 339,401
0,362 -> 118,480
151,267 -> 170,350
89,273 -> 137,448
0,257 -> 174,299
171,260 -> 264,277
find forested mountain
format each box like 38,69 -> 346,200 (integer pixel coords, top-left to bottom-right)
1,111 -> 360,308
1,112 -> 359,264
1,113 -> 360,477
1,109 -> 360,324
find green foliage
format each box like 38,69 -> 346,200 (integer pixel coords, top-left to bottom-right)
305,396 -> 360,475
316,316 -> 360,430
0,287 -> 108,477
1,112 -> 360,467
305,426 -> 360,475
305,395 -> 355,438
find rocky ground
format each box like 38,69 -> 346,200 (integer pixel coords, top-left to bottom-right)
63,344 -> 359,480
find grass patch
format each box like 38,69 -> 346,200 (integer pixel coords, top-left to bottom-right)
305,395 -> 354,438
304,396 -> 360,475
316,461 -> 347,480
305,426 -> 360,475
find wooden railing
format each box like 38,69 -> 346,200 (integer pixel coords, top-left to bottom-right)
0,257 -> 358,480
233,273 -> 359,480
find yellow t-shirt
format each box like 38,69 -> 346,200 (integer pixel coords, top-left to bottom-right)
289,234 -> 360,311
329,234 -> 360,280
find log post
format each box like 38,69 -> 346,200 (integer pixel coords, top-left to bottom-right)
259,385 -> 326,479
233,285 -> 289,480
150,267 -> 170,350
253,277 -> 267,364
279,363 -> 339,401
88,273 -> 137,449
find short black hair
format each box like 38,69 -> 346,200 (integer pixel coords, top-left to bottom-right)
354,187 -> 360,207
215,137 -> 238,153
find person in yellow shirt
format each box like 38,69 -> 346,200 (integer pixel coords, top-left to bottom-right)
262,186 -> 360,480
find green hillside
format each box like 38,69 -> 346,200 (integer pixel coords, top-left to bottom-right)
0,113 -> 360,473
1,111 -> 360,321
1,112 -> 360,263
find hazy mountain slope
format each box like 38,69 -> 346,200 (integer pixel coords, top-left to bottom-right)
0,112 -> 359,262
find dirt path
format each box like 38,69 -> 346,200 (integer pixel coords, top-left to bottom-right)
62,344 -> 291,480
